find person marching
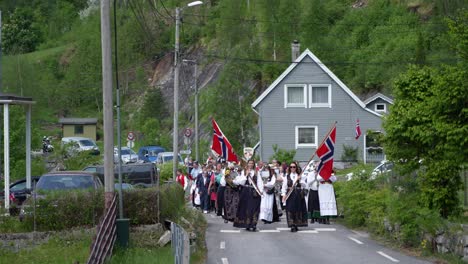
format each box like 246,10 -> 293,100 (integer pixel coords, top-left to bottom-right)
306,165 -> 321,224
223,165 -> 240,223
259,165 -> 278,223
317,170 -> 338,224
282,161 -> 308,232
197,167 -> 211,214
272,160 -> 284,218
215,162 -> 226,217
176,169 -> 189,193
233,159 -> 263,231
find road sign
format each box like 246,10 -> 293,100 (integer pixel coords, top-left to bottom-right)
127,140 -> 134,148
184,137 -> 191,146
184,128 -> 192,138
127,131 -> 135,141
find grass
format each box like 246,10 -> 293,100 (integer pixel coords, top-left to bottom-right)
110,246 -> 174,264
0,231 -> 93,264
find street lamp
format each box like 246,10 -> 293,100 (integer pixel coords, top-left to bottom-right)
183,59 -> 199,162
173,1 -> 203,181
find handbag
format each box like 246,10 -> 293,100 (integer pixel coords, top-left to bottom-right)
266,187 -> 275,195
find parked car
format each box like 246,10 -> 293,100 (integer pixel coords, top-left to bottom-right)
114,147 -> 138,164
61,137 -> 100,156
115,183 -> 134,190
83,163 -> 158,185
0,176 -> 40,206
156,152 -> 184,166
35,171 -> 103,191
346,160 -> 394,181
138,146 -> 166,163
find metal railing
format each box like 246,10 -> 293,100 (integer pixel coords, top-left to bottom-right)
87,194 -> 117,264
171,221 -> 190,264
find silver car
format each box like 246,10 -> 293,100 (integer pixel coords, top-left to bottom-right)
114,147 -> 139,164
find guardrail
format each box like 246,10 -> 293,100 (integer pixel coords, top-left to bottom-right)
171,221 -> 190,264
87,194 -> 117,264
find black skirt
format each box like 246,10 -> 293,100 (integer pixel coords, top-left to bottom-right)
285,188 -> 308,227
224,185 -> 240,221
217,186 -> 226,216
307,190 -> 321,219
233,186 -> 261,228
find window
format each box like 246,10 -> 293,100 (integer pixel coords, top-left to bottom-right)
375,103 -> 386,112
295,126 -> 318,148
284,84 -> 307,108
74,125 -> 84,134
309,84 -> 331,108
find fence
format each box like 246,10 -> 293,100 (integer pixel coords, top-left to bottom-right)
87,194 -> 117,264
171,221 -> 190,264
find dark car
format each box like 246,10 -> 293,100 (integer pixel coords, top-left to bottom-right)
83,163 -> 158,185
138,146 -> 166,163
35,171 -> 103,191
0,176 -> 40,206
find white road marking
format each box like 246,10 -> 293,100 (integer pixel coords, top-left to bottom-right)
221,258 -> 229,264
276,228 -> 291,231
220,230 -> 241,233
348,236 -> 364,245
259,230 -> 280,233
351,230 -> 368,237
220,241 -> 225,249
314,228 -> 336,232
377,251 -> 400,262
297,230 -> 319,233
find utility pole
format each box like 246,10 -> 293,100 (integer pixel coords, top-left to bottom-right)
173,7 -> 180,181
0,10 -> 3,92
101,0 -> 115,208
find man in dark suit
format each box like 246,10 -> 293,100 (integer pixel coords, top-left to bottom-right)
196,167 -> 211,213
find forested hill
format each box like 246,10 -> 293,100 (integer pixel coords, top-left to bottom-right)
0,0 -> 466,154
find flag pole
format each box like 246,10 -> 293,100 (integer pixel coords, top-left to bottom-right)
283,121 -> 337,203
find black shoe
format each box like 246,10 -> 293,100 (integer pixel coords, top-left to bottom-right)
252,227 -> 257,232
310,219 -> 315,224
224,219 -> 228,223
290,227 -> 295,232
246,228 -> 251,231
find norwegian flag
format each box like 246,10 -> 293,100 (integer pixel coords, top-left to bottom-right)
211,118 -> 238,163
355,119 -> 362,140
9,192 -> 16,203
316,125 -> 337,181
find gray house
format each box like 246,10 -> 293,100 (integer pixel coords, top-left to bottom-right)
251,47 -> 390,164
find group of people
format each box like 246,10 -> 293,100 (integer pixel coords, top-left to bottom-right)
176,157 -> 338,232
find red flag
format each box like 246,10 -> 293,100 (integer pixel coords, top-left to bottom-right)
9,192 -> 16,203
211,118 -> 238,163
316,125 -> 336,181
355,119 -> 362,140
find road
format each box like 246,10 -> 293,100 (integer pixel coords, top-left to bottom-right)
204,213 -> 430,264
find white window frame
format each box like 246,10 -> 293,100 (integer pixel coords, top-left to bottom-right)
309,84 -> 332,108
284,84 -> 307,108
375,103 -> 386,112
295,125 -> 318,149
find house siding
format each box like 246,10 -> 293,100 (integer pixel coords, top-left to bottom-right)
256,56 -> 382,162
63,124 -> 97,141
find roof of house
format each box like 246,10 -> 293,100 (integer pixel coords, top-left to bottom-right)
0,93 -> 35,105
363,92 -> 394,105
59,118 -> 98,125
251,49 -> 381,117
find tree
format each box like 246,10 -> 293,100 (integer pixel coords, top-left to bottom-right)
383,64 -> 467,218
2,8 -> 42,54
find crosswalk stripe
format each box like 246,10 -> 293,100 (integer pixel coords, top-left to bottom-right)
259,230 -> 280,233
276,228 -> 290,231
314,228 -> 336,231
221,258 -> 229,264
297,230 -> 319,233
220,230 -> 241,233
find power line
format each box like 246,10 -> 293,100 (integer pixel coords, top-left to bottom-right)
159,0 -> 174,20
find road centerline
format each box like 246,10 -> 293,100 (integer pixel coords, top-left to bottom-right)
348,236 -> 364,245
220,241 -> 225,249
377,251 -> 400,262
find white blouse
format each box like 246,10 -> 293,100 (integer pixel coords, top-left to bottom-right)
281,172 -> 306,196
234,169 -> 264,191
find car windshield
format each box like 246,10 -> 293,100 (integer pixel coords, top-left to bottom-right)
163,155 -> 182,162
80,140 -> 95,147
148,150 -> 159,156
11,182 -> 26,191
121,149 -> 136,155
37,175 -> 95,190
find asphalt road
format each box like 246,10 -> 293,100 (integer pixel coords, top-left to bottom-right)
204,213 -> 431,264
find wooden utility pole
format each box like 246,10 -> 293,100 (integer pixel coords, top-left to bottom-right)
101,0 -> 115,208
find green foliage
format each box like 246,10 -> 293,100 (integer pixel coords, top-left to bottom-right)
111,247 -> 174,264
2,8 -> 43,54
122,188 -> 159,225
159,184 -> 186,222
269,144 -> 296,164
158,163 -> 186,184
341,144 -> 358,162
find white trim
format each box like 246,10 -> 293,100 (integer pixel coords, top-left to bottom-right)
375,103 -> 386,113
295,125 -> 318,149
284,84 -> 307,108
363,92 -> 394,105
309,84 -> 331,108
251,49 -> 381,117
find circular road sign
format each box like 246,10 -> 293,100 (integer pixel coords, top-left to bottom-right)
184,128 -> 192,138
127,131 -> 135,141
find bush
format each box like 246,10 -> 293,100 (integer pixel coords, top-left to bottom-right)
159,183 -> 185,222
158,163 -> 186,184
269,144 -> 296,164
341,144 -> 358,162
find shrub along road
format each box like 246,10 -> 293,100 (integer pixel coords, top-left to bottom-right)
205,214 -> 430,264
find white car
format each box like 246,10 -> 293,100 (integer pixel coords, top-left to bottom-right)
61,137 -> 100,156
156,152 -> 184,166
346,160 -> 394,181
114,147 -> 138,164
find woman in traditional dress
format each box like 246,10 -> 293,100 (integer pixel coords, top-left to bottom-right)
223,167 -> 240,223
306,167 -> 321,224
233,159 -> 263,231
281,161 -> 308,232
207,165 -> 218,213
259,165 -> 278,223
317,170 -> 338,225
215,163 -> 226,217
272,160 -> 283,218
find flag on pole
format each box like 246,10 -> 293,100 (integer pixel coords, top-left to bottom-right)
355,119 -> 362,140
211,118 -> 239,163
316,124 -> 337,181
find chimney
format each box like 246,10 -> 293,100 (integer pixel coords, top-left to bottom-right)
291,40 -> 300,62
